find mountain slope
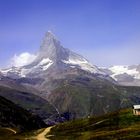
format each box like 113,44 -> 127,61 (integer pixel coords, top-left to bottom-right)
0,85 -> 58,124
48,75 -> 140,119
48,108 -> 140,140
0,95 -> 46,133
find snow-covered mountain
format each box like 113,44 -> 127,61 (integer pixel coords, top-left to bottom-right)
1,31 -> 140,88
0,31 -> 105,78
102,65 -> 140,86
1,31 -> 140,121
0,31 -> 116,99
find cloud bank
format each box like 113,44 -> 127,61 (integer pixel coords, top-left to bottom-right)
11,52 -> 36,67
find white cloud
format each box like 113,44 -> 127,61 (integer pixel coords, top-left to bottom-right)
11,52 -> 36,67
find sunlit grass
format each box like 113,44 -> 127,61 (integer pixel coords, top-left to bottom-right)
49,109 -> 140,140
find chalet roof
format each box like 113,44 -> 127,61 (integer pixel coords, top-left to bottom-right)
133,105 -> 140,109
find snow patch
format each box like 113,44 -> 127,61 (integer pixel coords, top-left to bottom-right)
20,58 -> 53,76
39,58 -> 52,65
63,57 -> 89,65
0,69 -> 11,76
0,67 -> 21,76
20,68 -> 30,77
42,62 -> 53,70
38,58 -> 53,71
109,65 -> 140,80
62,58 -> 104,74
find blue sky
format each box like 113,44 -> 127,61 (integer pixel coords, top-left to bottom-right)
0,0 -> 140,68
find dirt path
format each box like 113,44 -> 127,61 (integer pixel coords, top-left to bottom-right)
36,127 -> 53,140
81,119 -> 109,130
91,119 -> 108,126
3,127 -> 17,134
34,119 -> 107,140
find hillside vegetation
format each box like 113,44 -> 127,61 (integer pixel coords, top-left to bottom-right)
0,85 -> 58,124
0,95 -> 46,137
48,108 -> 140,140
48,76 -> 140,120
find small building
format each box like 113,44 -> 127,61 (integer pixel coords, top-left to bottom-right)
133,105 -> 140,115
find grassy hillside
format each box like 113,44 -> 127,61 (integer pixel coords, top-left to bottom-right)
48,108 -> 140,140
0,85 -> 58,124
0,127 -> 45,140
2,108 -> 140,140
48,76 -> 121,118
0,95 -> 46,134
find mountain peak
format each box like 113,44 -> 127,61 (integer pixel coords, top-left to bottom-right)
21,32 -> 104,75
45,31 -> 56,40
0,32 -> 107,78
36,31 -> 63,61
41,31 -> 58,48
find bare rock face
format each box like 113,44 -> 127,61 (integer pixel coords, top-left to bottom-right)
36,31 -> 68,62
